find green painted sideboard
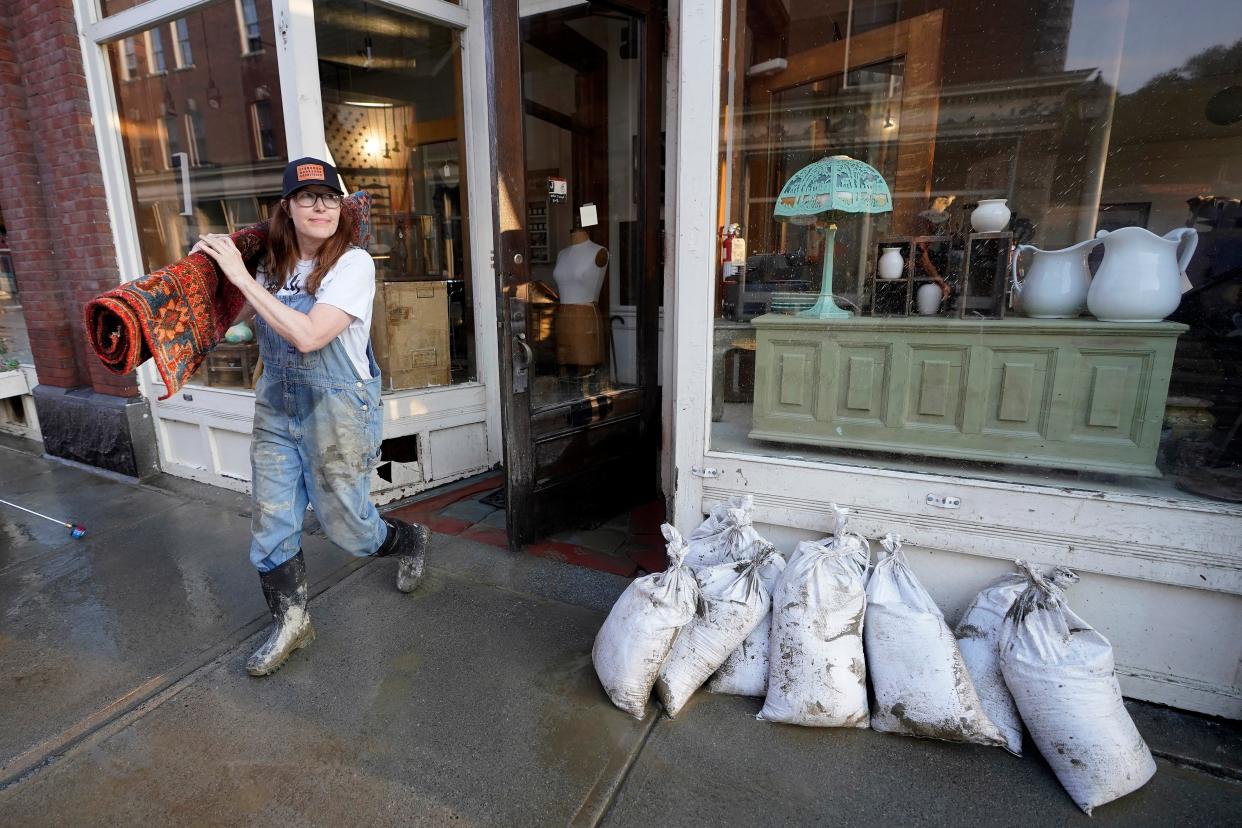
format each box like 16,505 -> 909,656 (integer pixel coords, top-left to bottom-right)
748,315 -> 1186,476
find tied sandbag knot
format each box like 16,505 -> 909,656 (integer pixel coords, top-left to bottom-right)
661,523 -> 688,567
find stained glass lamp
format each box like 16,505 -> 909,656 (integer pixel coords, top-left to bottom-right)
774,155 -> 892,319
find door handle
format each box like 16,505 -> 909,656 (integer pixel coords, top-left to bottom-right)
514,332 -> 534,365
511,332 -> 533,394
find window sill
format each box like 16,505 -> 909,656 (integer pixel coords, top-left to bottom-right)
709,402 -> 1241,515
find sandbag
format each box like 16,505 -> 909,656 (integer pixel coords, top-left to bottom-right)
592,524 -> 699,719
1000,568 -> 1156,815
656,544 -> 784,716
865,534 -> 1006,747
955,562 -> 1079,755
707,550 -> 786,697
759,506 -> 870,728
685,495 -> 765,569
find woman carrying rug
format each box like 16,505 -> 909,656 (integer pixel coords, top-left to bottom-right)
194,157 -> 429,677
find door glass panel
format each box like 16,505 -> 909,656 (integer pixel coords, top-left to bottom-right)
107,1 -> 286,390
522,10 -> 642,409
317,1 -> 476,390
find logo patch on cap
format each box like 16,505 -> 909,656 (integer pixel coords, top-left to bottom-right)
296,163 -> 325,182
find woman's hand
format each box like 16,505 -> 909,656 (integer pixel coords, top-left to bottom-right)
194,234 -> 251,288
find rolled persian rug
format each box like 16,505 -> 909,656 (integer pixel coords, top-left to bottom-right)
84,192 -> 372,399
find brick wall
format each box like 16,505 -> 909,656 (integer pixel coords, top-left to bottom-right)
0,0 -> 138,397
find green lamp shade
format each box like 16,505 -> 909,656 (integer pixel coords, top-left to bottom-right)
772,155 -> 893,320
774,155 -> 893,224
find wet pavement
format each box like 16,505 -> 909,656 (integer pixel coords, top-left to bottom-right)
1,437 -> 1240,825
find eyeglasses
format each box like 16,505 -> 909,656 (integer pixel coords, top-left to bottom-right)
290,190 -> 343,209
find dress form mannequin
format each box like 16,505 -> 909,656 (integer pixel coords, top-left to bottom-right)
552,228 -> 609,377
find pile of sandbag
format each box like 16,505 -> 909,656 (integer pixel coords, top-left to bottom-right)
954,561 -> 1079,755
592,504 -> 1156,815
592,524 -> 699,718
759,506 -> 871,727
865,534 -> 1005,746
996,565 -> 1157,815
657,542 -> 784,717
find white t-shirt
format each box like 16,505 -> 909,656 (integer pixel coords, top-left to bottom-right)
268,247 -> 376,380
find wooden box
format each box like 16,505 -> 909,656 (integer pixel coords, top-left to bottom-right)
750,315 -> 1185,476
372,281 -> 452,391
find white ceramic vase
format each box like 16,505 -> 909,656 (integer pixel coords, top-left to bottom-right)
878,247 -> 905,280
916,283 -> 943,316
971,199 -> 1011,233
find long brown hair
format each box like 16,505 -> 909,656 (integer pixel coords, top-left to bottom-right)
263,196 -> 355,295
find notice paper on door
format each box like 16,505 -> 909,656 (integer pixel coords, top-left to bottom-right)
580,203 -> 599,228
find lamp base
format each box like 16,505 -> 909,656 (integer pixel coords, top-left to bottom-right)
797,295 -> 853,320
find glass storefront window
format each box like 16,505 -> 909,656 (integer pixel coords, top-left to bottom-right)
712,0 -> 1242,503
108,1 -> 286,390
0,204 -> 32,368
317,0 -> 476,390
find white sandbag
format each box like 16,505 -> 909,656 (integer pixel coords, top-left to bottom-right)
656,544 -> 784,716
865,534 -> 1006,747
707,551 -> 787,697
955,562 -> 1079,755
1000,569 -> 1156,815
592,524 -> 700,719
759,505 -> 871,728
685,495 -> 764,569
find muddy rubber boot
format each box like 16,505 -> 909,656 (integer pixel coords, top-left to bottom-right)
246,550 -> 315,677
374,517 -> 431,594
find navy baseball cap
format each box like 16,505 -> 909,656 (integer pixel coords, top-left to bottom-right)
282,157 -> 343,197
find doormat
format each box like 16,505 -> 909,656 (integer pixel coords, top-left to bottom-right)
479,487 -> 507,509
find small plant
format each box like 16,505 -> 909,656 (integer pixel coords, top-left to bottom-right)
0,337 -> 19,372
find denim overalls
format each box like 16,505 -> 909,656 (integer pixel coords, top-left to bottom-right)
249,290 -> 385,572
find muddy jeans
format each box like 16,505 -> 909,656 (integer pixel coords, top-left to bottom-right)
249,291 -> 384,573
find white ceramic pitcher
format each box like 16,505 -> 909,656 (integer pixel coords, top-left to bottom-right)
1087,226 -> 1198,322
1010,238 -> 1098,318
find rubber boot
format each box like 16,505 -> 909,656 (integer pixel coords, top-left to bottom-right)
247,550 -> 315,676
374,516 -> 431,593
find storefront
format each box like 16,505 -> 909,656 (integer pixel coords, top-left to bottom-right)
667,0 -> 1242,719
75,0 -> 664,520
58,0 -> 1242,718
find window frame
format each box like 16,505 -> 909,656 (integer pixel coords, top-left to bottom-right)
667,0 -> 1242,599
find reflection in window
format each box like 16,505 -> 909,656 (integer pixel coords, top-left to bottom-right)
0,203 -> 32,369
174,19 -> 194,68
317,1 -> 476,390
239,0 -> 262,54
162,114 -> 181,168
250,100 -> 278,159
148,28 -> 167,73
108,1 -> 286,391
185,105 -> 208,166
121,37 -> 140,80
712,0 -> 1242,502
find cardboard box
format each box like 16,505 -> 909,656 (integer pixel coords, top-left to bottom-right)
371,281 -> 451,391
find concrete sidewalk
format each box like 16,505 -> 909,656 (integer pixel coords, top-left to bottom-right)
1,438 -> 1239,825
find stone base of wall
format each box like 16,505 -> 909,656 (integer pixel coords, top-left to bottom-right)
33,385 -> 158,480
